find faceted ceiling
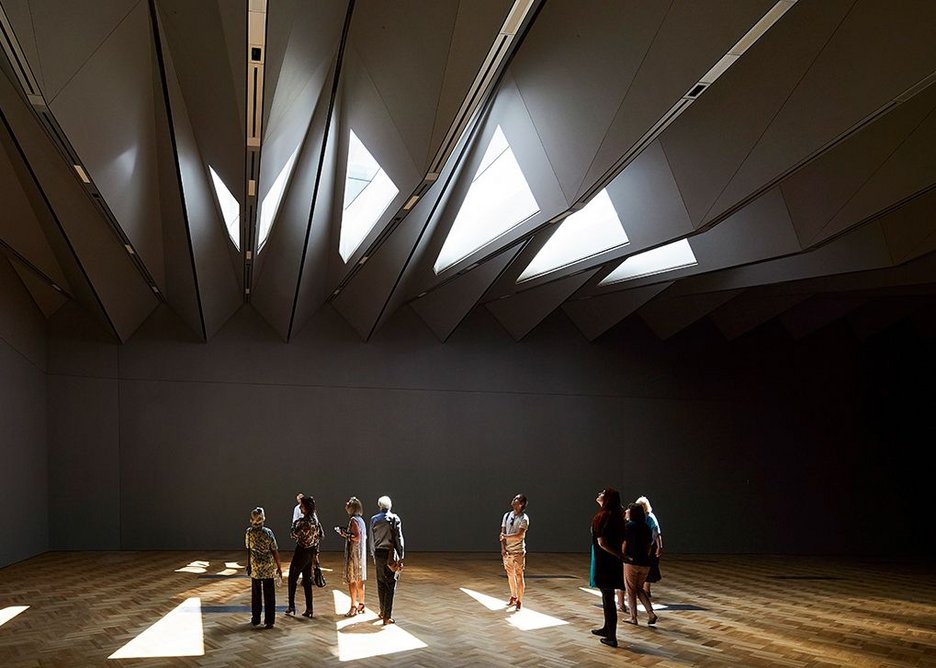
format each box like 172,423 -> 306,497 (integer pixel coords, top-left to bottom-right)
1,0 -> 935,345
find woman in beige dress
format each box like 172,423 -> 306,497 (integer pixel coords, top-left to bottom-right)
336,496 -> 367,616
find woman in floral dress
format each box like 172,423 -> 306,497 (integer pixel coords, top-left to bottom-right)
336,496 -> 367,616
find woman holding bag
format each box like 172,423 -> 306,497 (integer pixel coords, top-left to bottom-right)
286,495 -> 322,618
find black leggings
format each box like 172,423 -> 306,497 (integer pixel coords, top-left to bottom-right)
288,546 -> 317,611
600,588 -> 617,637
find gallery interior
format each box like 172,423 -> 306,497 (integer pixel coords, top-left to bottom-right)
1,1 -> 933,665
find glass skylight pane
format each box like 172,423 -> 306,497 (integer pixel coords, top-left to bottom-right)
517,189 -> 628,282
209,167 -> 240,251
599,239 -> 697,286
339,130 -> 399,262
434,126 -> 539,274
257,146 -> 299,251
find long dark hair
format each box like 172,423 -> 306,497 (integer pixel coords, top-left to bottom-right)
301,495 -> 318,523
592,488 -> 624,534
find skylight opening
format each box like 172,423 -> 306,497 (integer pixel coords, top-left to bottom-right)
599,239 -> 697,286
209,167 -> 241,251
257,145 -> 300,251
517,189 -> 628,283
434,126 -> 539,274
339,130 -> 399,262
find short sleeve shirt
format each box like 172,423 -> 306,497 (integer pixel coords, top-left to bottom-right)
290,516 -> 322,550
246,526 -> 279,579
502,511 -> 529,555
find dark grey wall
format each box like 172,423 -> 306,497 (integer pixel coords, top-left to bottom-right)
0,260 -> 48,567
45,299 -> 930,557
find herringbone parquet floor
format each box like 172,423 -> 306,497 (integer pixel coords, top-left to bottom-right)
0,551 -> 933,667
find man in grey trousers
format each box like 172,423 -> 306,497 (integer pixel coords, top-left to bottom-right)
369,495 -> 405,624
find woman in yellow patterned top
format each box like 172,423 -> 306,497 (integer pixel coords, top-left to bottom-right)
245,507 -> 282,628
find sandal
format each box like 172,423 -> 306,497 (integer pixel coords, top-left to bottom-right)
344,608 -> 357,617
356,603 -> 365,614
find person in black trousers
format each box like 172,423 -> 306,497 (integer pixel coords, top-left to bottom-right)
286,496 -> 322,618
589,488 -> 626,648
369,495 -> 405,625
245,507 -> 282,628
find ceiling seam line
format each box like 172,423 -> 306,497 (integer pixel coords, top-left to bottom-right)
0,106 -> 121,342
808,98 -> 936,246
46,0 -> 146,105
286,0 -> 356,341
45,370 -> 728,403
574,0 -> 672,199
424,4 -> 461,168
147,0 -> 207,342
696,0 -> 859,227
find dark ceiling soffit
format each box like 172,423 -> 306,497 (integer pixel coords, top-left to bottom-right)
149,0 -> 207,342
0,237 -> 74,301
286,0 -> 355,341
0,106 -> 120,341
0,5 -> 166,303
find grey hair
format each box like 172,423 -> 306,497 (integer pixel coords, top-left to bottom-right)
250,506 -> 265,527
377,495 -> 392,510
636,496 -> 652,514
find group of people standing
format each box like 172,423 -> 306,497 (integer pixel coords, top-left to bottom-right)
243,493 -> 404,629
589,491 -> 663,648
244,488 -> 662,650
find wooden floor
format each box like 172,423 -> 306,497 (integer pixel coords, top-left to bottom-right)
0,551 -> 933,667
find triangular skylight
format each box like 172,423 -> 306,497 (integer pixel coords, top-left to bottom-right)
434,126 -> 539,274
339,130 -> 399,262
209,167 -> 241,251
517,189 -> 627,283
599,239 -> 698,286
257,146 -> 300,251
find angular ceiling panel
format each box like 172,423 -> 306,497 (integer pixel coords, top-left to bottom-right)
28,0 -> 137,100
0,2 -> 932,345
49,1 -> 165,287
509,0 -> 669,200
706,1 -> 936,225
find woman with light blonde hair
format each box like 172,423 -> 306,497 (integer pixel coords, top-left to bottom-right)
336,496 -> 367,616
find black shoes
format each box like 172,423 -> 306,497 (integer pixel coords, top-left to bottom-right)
302,610 -> 314,618
591,628 -> 609,637
600,637 -> 618,647
648,613 -> 658,625
285,607 -> 296,616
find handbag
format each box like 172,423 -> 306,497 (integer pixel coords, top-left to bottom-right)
313,565 -> 326,588
387,550 -> 403,573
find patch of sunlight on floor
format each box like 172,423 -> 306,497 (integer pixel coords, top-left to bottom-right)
331,591 -> 427,662
578,586 -> 667,611
224,562 -> 244,569
215,569 -> 239,576
460,587 -> 512,610
0,606 -> 28,627
175,560 -> 210,574
108,597 -> 204,659
461,588 -> 568,630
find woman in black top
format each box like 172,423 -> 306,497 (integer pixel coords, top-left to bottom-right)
589,488 -> 626,648
286,496 -> 322,618
622,503 -> 657,626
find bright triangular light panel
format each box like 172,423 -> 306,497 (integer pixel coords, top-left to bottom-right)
518,189 -> 627,282
434,126 -> 539,273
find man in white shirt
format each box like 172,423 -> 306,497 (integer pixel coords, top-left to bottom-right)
292,493 -> 304,523
499,493 -> 529,610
